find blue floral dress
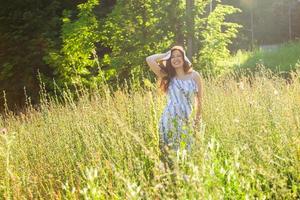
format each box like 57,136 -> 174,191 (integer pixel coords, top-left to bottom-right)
159,71 -> 199,151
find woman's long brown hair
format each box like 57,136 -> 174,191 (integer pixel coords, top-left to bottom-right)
159,46 -> 192,93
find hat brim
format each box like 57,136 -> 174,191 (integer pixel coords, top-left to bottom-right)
160,50 -> 192,67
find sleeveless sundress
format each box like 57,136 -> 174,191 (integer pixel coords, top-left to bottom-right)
159,71 -> 199,152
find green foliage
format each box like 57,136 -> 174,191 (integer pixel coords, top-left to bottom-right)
45,0 -> 103,89
2,0 -> 300,112
0,0 -> 242,110
98,0 -> 177,81
227,41 -> 300,73
0,0 -> 64,110
195,3 -> 242,76
99,0 -> 242,79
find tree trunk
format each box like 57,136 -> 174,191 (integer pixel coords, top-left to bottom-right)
186,0 -> 194,60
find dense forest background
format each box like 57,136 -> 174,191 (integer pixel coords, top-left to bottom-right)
1,0 -> 300,112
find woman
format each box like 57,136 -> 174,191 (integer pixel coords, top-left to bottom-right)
146,45 -> 203,153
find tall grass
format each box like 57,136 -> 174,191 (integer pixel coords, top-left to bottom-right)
0,70 -> 300,199
223,41 -> 300,73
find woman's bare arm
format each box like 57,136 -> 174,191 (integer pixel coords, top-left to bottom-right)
193,70 -> 203,125
145,52 -> 169,78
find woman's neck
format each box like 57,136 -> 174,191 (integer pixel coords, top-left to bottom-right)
175,67 -> 185,77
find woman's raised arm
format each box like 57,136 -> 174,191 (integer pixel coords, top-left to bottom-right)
145,51 -> 169,78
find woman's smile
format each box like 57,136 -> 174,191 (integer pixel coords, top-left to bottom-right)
171,50 -> 184,68
172,60 -> 182,66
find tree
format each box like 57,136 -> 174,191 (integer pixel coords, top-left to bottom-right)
99,0 -> 241,80
45,0 -> 103,89
0,0 -> 67,111
98,0 -> 180,82
224,0 -> 300,47
0,0 -> 115,111
186,0 -> 195,58
0,0 -> 242,111
195,3 -> 242,75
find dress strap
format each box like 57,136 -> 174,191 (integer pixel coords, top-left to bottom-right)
191,70 -> 196,80
191,70 -> 200,93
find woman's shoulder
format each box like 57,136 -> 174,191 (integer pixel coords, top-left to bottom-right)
191,69 -> 202,86
191,69 -> 201,79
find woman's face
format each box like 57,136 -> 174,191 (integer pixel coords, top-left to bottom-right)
170,50 -> 184,68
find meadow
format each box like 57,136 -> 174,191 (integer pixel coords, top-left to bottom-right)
0,69 -> 300,199
222,41 -> 300,74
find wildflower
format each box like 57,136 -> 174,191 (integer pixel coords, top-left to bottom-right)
0,128 -> 7,135
237,82 -> 244,90
233,118 -> 240,123
248,100 -> 255,107
182,174 -> 190,182
268,109 -> 272,113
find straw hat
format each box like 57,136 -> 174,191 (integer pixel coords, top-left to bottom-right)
160,46 -> 192,67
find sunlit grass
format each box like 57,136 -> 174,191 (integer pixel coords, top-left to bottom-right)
225,41 -> 300,72
0,70 -> 300,199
